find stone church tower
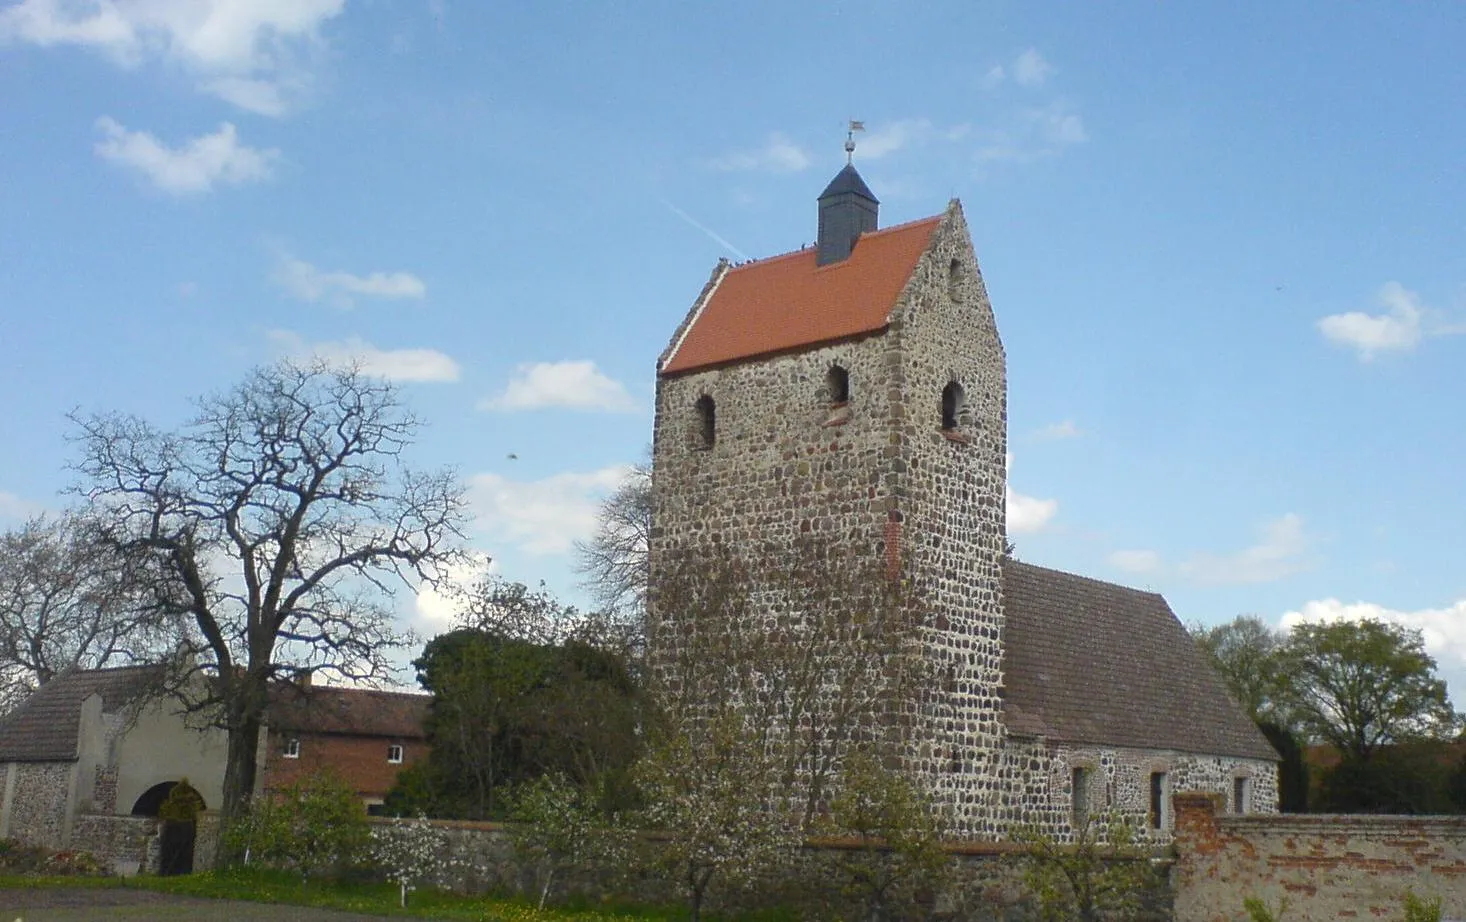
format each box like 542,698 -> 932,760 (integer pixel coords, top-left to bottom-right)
650,161 -> 1279,840
650,161 -> 1010,831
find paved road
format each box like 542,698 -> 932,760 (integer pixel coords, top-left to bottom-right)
0,887 -> 399,921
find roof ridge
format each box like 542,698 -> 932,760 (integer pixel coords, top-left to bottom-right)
1006,558 -> 1165,600
729,214 -> 944,273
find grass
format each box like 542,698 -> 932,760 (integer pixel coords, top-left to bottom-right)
0,868 -> 798,921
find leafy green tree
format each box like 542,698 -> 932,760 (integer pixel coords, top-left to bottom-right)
388,581 -> 640,819
1014,812 -> 1162,922
819,748 -> 950,922
1315,742 -> 1456,814
1190,616 -> 1286,723
1448,750 -> 1466,813
1278,619 -> 1459,763
1257,720 -> 1310,812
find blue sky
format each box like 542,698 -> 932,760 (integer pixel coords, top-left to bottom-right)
2,2 -> 1465,702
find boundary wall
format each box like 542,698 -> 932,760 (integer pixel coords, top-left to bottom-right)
1172,793 -> 1466,922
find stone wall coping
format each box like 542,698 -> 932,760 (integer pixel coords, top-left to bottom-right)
1216,813 -> 1466,833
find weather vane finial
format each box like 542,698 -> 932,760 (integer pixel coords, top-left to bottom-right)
845,119 -> 865,164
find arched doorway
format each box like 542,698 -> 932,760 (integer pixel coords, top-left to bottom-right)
132,780 -> 205,875
131,781 -> 177,817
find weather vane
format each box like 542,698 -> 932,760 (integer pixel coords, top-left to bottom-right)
845,119 -> 865,164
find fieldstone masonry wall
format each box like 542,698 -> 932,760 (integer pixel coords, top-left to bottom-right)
1,761 -> 74,848
651,199 -> 1279,844
70,813 -> 159,875
1006,741 -> 1279,842
652,205 -> 1018,838
1172,793 -> 1466,922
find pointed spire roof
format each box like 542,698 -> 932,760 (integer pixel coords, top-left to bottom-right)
818,163 -> 878,203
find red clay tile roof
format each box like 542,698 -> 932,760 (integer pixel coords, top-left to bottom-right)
659,215 -> 942,375
1002,560 -> 1279,762
265,685 -> 429,740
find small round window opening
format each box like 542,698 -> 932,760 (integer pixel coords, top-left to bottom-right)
941,381 -> 965,431
826,365 -> 850,405
694,395 -> 716,450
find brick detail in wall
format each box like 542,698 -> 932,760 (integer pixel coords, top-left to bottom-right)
261,733 -> 420,800
1172,792 -> 1466,922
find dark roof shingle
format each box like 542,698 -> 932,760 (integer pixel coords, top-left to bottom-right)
0,665 -> 162,762
1001,560 -> 1278,761
265,685 -> 428,739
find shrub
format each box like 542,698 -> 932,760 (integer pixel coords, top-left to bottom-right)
508,773 -> 629,909
1403,890 -> 1443,922
1243,895 -> 1288,922
1014,812 -> 1162,922
225,769 -> 370,880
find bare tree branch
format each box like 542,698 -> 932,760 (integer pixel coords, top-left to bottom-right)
68,359 -> 467,829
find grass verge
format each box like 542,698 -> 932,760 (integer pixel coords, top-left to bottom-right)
0,868 -> 695,921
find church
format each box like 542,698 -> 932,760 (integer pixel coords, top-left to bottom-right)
647,152 -> 1278,841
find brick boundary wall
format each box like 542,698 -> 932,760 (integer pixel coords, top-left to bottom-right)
1172,792 -> 1466,922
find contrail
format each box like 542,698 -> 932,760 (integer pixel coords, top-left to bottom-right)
656,197 -> 750,262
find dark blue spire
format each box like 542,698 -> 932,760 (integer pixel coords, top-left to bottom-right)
816,164 -> 879,265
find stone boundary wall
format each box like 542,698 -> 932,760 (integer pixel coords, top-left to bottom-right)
196,813 -> 1166,919
1172,793 -> 1466,922
70,813 -> 159,875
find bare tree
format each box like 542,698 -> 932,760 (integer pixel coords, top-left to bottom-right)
574,461 -> 650,622
70,360 -> 467,826
0,512 -> 176,710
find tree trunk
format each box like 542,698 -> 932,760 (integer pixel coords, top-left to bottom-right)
217,711 -> 263,864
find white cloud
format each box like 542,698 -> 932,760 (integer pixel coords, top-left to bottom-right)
1013,48 -> 1053,88
0,491 -> 43,524
975,101 -> 1087,165
1034,419 -> 1080,440
1007,491 -> 1058,534
1281,598 -> 1466,673
0,0 -> 344,114
268,330 -> 460,383
94,118 -> 277,195
1005,453 -> 1058,534
1109,549 -> 1162,575
468,466 -> 631,556
1179,513 -> 1315,586
414,551 -> 498,626
273,254 -> 426,307
709,132 -> 811,173
1318,281 -> 1425,361
482,361 -> 639,414
858,120 -> 931,160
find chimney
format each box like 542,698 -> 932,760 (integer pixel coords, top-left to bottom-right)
816,163 -> 879,265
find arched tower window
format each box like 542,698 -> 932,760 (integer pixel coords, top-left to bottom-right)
948,257 -> 963,302
694,395 -> 716,450
941,382 -> 965,431
826,365 -> 850,404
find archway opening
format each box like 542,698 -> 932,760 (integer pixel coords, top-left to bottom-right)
131,781 -> 177,817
